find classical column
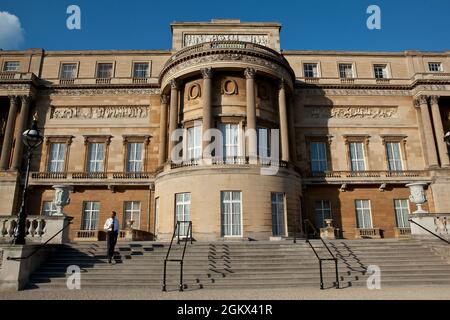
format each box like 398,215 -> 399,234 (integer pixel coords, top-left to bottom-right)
168,79 -> 179,161
414,96 -> 439,168
11,96 -> 31,170
430,95 -> 450,167
244,68 -> 257,163
278,79 -> 290,162
0,96 -> 20,170
288,97 -> 297,164
201,67 -> 213,157
158,95 -> 169,166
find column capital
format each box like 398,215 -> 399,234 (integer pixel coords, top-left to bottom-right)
244,68 -> 256,79
19,95 -> 32,104
414,95 -> 428,107
200,67 -> 214,79
429,95 -> 440,105
160,94 -> 169,105
8,95 -> 19,104
278,78 -> 287,90
170,78 -> 179,89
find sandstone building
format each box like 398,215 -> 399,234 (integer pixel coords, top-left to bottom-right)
0,20 -> 449,242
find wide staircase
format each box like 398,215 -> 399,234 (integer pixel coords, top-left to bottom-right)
26,239 -> 450,291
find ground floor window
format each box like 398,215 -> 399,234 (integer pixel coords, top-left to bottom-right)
394,199 -> 410,228
123,201 -> 141,229
355,200 -> 372,229
82,201 -> 100,230
42,201 -> 58,216
271,192 -> 285,236
175,193 -> 191,236
314,200 -> 332,228
221,191 -> 242,237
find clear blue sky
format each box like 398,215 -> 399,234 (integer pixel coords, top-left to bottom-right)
1,0 -> 449,52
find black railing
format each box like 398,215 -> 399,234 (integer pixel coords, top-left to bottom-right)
408,218 -> 450,245
162,220 -> 193,292
304,219 -> 339,289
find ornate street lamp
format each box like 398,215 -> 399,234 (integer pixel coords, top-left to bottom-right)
13,116 -> 43,245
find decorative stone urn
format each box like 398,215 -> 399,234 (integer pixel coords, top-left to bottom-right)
320,219 -> 336,240
406,182 -> 428,214
52,185 -> 73,216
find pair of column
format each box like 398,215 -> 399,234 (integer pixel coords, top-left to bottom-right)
0,95 -> 31,171
415,95 -> 449,168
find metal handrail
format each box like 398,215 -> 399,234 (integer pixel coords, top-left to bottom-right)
304,219 -> 339,289
408,218 -> 450,245
162,220 -> 193,292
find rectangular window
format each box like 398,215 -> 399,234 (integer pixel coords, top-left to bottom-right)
221,191 -> 242,237
187,126 -> 202,160
355,200 -> 372,229
47,143 -> 66,172
386,142 -> 403,171
257,127 -> 271,159
349,142 -> 366,171
133,62 -> 149,78
126,142 -> 143,172
220,123 -> 240,160
303,63 -> 318,78
42,201 -> 58,216
3,61 -> 20,72
87,143 -> 105,172
339,64 -> 354,78
310,141 -> 328,172
60,63 -> 77,79
314,200 -> 332,228
271,193 -> 285,236
374,64 -> 388,79
175,193 -> 191,237
81,202 -> 100,230
394,199 -> 410,228
123,201 -> 141,229
96,63 -> 113,78
428,62 -> 443,72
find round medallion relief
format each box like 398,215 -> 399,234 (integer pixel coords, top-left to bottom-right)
222,79 -> 238,95
188,83 -> 201,100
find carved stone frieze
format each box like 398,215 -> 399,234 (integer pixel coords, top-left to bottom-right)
183,34 -> 269,47
40,88 -> 160,96
301,88 -> 411,96
305,105 -> 398,119
50,105 -> 149,119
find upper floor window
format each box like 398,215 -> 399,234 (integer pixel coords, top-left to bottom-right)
428,62 -> 443,72
373,64 -> 388,79
310,141 -> 328,172
386,142 -> 403,171
220,123 -> 240,160
339,63 -> 354,78
349,142 -> 366,171
60,63 -> 77,79
133,62 -> 149,78
303,63 -> 319,78
96,63 -> 113,78
257,127 -> 271,159
47,143 -> 66,172
87,143 -> 105,172
126,142 -> 144,172
3,61 -> 20,72
187,125 -> 202,160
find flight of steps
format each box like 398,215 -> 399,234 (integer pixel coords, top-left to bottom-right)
26,239 -> 450,291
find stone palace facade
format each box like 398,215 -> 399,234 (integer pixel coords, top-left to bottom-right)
0,20 -> 449,241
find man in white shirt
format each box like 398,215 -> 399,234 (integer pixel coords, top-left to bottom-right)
104,211 -> 120,263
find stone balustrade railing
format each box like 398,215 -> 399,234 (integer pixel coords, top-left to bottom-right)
308,170 -> 429,178
0,216 -> 46,241
170,157 -> 288,169
0,72 -> 36,81
31,171 -> 154,181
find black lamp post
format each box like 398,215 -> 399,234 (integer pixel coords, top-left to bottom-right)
13,116 -> 43,245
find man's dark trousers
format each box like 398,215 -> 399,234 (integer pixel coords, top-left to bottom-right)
107,230 -> 118,262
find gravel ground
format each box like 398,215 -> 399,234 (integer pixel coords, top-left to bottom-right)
1,285 -> 450,300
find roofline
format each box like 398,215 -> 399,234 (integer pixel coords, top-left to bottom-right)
170,20 -> 282,32
282,50 -> 450,56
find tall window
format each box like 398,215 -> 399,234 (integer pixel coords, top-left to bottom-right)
42,201 -> 58,216
133,62 -> 149,78
428,62 -> 443,72
349,142 -> 366,171
187,126 -> 202,160
386,142 -> 403,171
87,143 -> 105,172
96,63 -> 113,78
394,199 -> 410,228
314,200 -> 332,228
257,127 -> 271,158
271,193 -> 285,236
374,64 -> 388,79
355,200 -> 372,229
127,142 -> 143,172
47,143 -> 66,172
3,61 -> 20,72
175,193 -> 191,236
221,191 -> 242,237
310,141 -> 328,172
124,201 -> 141,229
339,64 -> 354,78
220,123 -> 240,159
60,63 -> 77,79
303,63 -> 319,78
82,202 -> 100,230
